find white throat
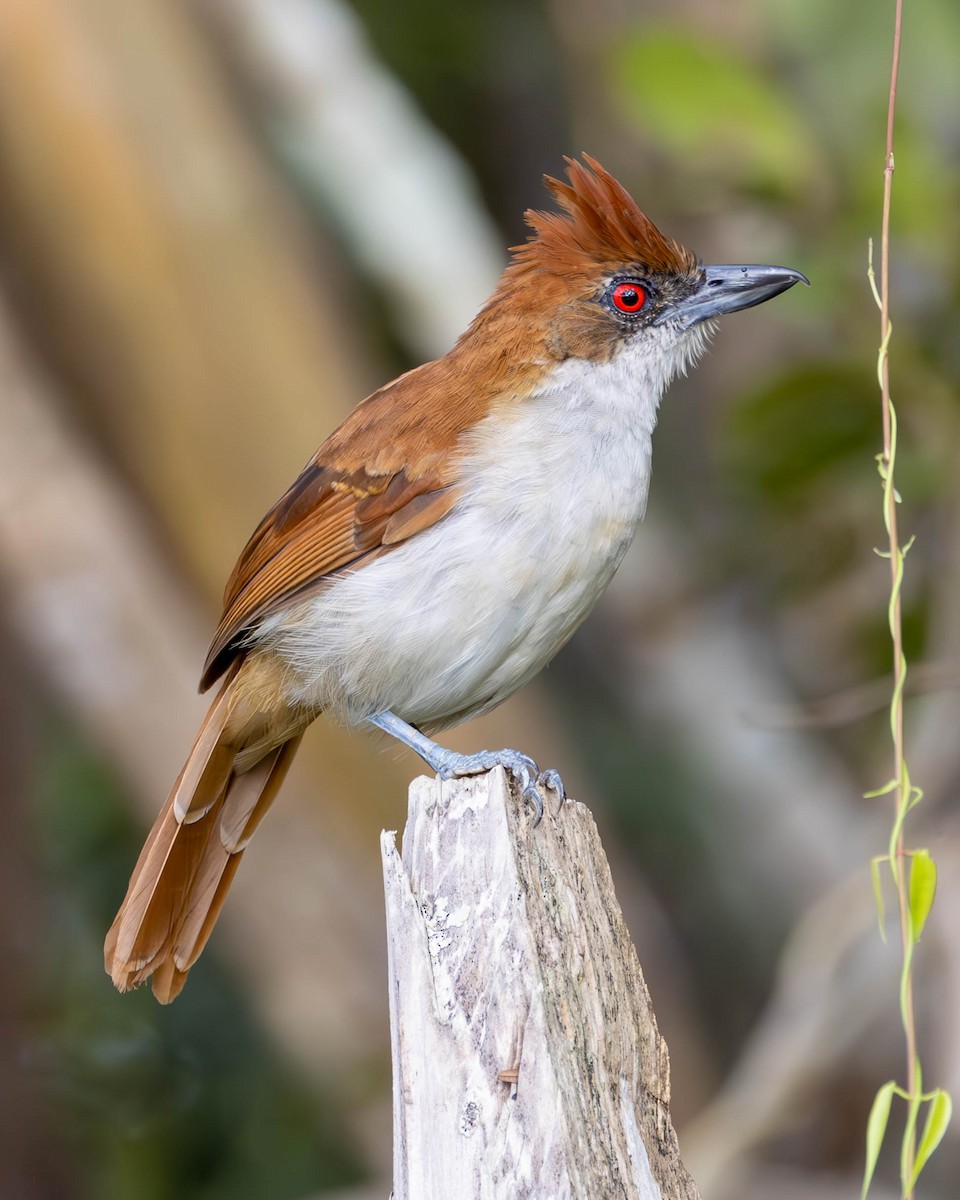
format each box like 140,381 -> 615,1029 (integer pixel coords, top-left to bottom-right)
463,320 -> 713,534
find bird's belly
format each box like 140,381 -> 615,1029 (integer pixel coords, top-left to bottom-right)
262,498 -> 636,729
258,366 -> 656,728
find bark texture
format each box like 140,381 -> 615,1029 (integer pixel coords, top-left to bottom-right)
382,769 -> 700,1200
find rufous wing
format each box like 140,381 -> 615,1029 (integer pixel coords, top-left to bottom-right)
198,356 -> 503,690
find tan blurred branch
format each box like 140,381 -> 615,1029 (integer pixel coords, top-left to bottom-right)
198,0 -> 504,359
742,659 -> 960,732
0,0 -> 367,598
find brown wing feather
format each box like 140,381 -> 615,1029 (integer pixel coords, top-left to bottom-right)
201,468 -> 460,689
198,355 -> 514,691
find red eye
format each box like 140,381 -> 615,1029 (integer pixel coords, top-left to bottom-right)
611,281 -> 647,313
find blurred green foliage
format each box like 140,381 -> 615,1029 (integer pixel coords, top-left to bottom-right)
614,29 -> 822,199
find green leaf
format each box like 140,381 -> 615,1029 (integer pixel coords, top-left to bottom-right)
901,1066 -> 922,1197
612,27 -> 820,196
862,1080 -> 896,1200
909,1090 -> 953,1191
905,782 -> 925,815
908,850 -> 937,942
864,779 -> 898,799
870,856 -> 887,942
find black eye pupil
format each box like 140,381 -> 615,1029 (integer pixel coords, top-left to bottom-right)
621,289 -> 639,306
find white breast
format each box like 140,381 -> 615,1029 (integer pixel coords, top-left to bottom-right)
257,329 -> 703,729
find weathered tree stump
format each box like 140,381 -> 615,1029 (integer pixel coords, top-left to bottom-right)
381,767 -> 700,1199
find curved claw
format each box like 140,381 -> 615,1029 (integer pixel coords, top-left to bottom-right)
537,768 -> 566,804
520,774 -> 545,825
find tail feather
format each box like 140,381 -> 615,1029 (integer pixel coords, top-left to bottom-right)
173,737 -> 302,968
105,666 -> 303,1003
172,668 -> 238,824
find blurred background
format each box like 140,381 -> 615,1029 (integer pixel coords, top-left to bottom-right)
0,0 -> 958,1197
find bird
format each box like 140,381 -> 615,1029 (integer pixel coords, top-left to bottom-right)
105,154 -> 807,1002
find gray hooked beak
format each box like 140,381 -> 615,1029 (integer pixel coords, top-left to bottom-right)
673,263 -> 809,328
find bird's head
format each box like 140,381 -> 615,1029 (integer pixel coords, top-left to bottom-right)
467,154 -> 807,391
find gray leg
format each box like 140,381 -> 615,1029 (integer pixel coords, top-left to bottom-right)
368,711 -> 565,823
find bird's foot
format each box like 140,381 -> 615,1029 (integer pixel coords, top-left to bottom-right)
368,711 -> 565,823
433,745 -> 565,824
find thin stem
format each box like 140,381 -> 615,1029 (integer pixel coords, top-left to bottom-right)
878,1 -> 918,1194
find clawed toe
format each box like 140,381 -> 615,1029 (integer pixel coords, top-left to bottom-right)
537,768 -> 565,803
446,748 -> 538,781
486,757 -> 565,826
519,773 -> 545,825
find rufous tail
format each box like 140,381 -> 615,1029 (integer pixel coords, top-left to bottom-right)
104,663 -> 302,1003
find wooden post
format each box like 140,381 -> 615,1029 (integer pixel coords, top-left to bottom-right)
381,768 -> 700,1200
